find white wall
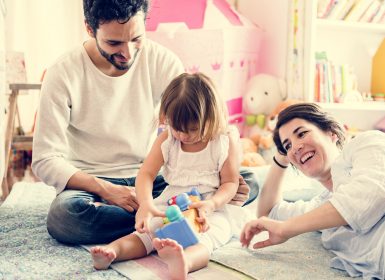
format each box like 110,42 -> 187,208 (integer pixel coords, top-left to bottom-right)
236,0 -> 289,79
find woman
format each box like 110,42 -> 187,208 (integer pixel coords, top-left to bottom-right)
241,103 -> 385,279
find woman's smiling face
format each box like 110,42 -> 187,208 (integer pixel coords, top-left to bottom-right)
279,118 -> 339,182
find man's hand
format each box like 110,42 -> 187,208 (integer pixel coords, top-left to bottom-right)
240,216 -> 290,249
99,180 -> 139,212
229,175 -> 250,206
189,199 -> 216,232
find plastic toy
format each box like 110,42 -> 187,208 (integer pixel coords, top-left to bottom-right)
155,187 -> 202,248
155,205 -> 199,249
167,187 -> 201,206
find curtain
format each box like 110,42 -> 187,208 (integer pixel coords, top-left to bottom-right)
4,0 -> 87,82
4,0 -> 87,131
0,0 -> 6,181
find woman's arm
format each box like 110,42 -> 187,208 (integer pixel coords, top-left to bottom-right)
257,153 -> 289,217
241,201 -> 347,248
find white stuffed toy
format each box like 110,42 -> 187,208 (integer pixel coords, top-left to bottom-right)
243,73 -> 287,152
243,73 -> 287,117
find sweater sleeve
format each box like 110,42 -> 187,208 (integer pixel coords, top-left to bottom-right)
32,65 -> 79,194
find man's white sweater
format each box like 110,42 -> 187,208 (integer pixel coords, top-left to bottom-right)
32,39 -> 184,193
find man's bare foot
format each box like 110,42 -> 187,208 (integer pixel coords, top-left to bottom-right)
90,246 -> 117,270
153,238 -> 188,280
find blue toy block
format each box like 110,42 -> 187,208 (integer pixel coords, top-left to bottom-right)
155,205 -> 199,249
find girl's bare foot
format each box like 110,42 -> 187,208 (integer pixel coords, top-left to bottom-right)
90,246 -> 117,270
153,238 -> 188,280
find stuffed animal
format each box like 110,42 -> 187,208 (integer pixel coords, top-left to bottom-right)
239,138 -> 266,167
243,73 -> 287,147
243,73 -> 287,117
265,99 -> 302,132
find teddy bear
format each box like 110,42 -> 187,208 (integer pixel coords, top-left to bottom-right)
242,74 -> 287,160
243,73 -> 287,139
239,138 -> 266,167
265,99 -> 302,132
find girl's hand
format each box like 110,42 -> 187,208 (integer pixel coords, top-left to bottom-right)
135,203 -> 165,234
189,200 -> 215,232
240,216 -> 289,249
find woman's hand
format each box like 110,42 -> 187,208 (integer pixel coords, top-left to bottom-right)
240,216 -> 290,249
135,203 -> 165,234
189,199 -> 216,232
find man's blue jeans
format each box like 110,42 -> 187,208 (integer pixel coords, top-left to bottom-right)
46,170 -> 258,244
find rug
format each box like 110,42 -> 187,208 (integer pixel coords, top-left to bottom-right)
0,182 -> 350,279
0,182 -> 250,280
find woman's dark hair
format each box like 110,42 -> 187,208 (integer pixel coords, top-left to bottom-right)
83,0 -> 148,34
273,103 -> 345,155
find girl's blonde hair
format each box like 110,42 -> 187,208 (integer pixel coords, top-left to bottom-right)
159,72 -> 228,141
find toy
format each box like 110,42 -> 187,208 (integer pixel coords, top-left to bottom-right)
167,187 -> 201,206
155,205 -> 199,249
243,73 -> 287,144
265,99 -> 302,132
155,187 -> 202,248
239,137 -> 266,167
243,73 -> 287,117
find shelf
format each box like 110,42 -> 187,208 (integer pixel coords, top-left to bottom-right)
316,19 -> 385,34
316,102 -> 385,111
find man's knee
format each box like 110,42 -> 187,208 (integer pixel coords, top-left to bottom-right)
46,192 -> 136,244
47,195 -> 96,244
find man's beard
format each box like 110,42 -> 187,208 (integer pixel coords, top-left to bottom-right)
96,40 -> 139,71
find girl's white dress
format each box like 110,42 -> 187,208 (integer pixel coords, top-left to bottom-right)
135,128 -> 251,254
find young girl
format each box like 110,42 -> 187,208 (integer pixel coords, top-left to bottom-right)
90,72 -> 242,279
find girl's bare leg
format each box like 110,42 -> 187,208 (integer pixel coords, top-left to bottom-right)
91,233 -> 147,269
153,238 -> 210,280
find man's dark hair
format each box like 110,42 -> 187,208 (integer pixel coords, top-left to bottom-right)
273,102 -> 346,155
83,0 -> 149,34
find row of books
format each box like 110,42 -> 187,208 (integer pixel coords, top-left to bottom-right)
314,52 -> 359,103
318,0 -> 385,23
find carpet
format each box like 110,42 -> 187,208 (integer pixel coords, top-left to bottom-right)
0,182 -> 250,280
0,182 -> 350,279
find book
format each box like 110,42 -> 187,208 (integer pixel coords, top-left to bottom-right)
334,0 -> 358,19
327,0 -> 348,19
372,1 -> 385,22
345,0 -> 375,21
318,0 -> 338,18
360,0 -> 381,22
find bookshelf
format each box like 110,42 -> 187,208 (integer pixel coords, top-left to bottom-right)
304,0 -> 385,130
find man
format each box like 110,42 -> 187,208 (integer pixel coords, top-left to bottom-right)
32,0 -> 258,244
